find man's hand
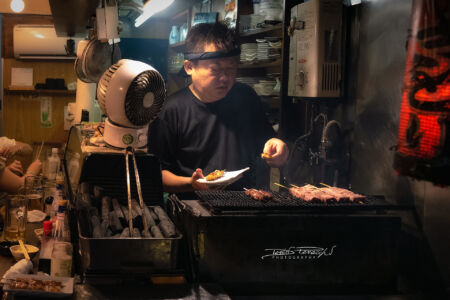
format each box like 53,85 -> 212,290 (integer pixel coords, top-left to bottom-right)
7,160 -> 23,176
262,138 -> 289,168
26,160 -> 42,176
190,168 -> 208,190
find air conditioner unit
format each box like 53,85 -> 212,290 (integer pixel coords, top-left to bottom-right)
13,25 -> 83,60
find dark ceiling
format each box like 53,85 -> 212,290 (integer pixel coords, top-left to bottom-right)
49,0 -> 99,37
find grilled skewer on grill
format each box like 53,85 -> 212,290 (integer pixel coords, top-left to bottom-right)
289,184 -> 366,203
245,188 -> 273,202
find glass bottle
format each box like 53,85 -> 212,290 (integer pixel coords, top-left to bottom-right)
50,242 -> 72,277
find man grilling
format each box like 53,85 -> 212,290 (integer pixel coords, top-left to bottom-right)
148,22 -> 288,195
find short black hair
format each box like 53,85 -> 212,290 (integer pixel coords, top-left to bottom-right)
185,22 -> 238,53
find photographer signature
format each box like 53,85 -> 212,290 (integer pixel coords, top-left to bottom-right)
261,245 -> 336,260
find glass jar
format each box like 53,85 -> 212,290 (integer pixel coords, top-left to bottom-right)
5,195 -> 28,241
24,175 -> 44,211
43,181 -> 56,216
169,25 -> 179,44
50,242 -> 72,277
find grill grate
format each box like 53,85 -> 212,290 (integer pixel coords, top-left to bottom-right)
195,190 -> 393,214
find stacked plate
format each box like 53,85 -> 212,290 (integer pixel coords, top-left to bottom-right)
267,37 -> 282,59
253,79 -> 278,96
256,39 -> 269,61
260,0 -> 283,21
240,43 -> 258,63
236,77 -> 260,86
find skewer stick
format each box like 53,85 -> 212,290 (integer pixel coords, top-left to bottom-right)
274,182 -> 290,189
291,183 -> 319,189
18,239 -> 30,261
320,182 -> 332,188
35,141 -> 44,161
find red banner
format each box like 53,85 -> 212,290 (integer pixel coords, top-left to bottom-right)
394,0 -> 450,184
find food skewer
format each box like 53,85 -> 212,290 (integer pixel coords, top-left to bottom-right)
319,182 -> 332,188
274,182 -> 289,189
35,141 -> 44,161
18,239 -> 30,261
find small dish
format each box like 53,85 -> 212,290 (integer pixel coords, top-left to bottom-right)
197,167 -> 250,186
10,244 -> 39,261
3,273 -> 74,298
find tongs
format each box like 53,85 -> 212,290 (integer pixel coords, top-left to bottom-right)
124,147 -> 149,237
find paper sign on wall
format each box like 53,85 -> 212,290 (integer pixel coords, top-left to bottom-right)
11,68 -> 33,88
40,97 -> 52,128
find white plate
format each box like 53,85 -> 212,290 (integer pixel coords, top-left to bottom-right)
3,273 -> 74,298
197,167 -> 250,185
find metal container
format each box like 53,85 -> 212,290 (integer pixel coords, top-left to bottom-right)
77,215 -> 182,274
65,127 -> 182,276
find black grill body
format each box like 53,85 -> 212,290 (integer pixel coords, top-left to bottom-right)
169,194 -> 401,295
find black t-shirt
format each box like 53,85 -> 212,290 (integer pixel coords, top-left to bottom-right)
148,82 -> 275,190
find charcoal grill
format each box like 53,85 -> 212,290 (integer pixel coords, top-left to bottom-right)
64,127 -> 181,282
168,191 -> 403,295
195,190 -> 399,214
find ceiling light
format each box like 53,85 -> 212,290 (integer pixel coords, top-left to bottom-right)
10,0 -> 24,13
135,0 -> 174,27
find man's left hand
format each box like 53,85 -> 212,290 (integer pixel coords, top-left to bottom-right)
0,146 -> 15,158
262,138 -> 289,168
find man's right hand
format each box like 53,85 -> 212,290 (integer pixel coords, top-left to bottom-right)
190,168 -> 208,190
26,159 -> 42,176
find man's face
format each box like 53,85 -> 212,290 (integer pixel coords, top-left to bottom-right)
184,44 -> 238,102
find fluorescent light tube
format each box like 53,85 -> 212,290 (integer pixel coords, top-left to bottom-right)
135,0 -> 175,27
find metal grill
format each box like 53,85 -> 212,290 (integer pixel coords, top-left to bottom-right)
195,190 -> 394,214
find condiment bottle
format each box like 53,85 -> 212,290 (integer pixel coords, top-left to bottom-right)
43,220 -> 53,236
50,242 -> 72,277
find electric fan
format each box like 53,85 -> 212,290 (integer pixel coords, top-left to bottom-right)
97,59 -> 166,148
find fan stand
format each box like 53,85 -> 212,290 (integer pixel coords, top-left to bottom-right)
103,118 -> 148,149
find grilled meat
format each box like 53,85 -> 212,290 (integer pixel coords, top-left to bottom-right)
289,185 -> 366,203
289,184 -> 317,201
205,169 -> 225,181
261,153 -> 272,159
325,187 -> 366,202
245,188 -> 273,201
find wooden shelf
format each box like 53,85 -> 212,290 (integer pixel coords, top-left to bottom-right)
169,41 -> 185,51
4,88 -> 76,96
238,59 -> 281,69
239,24 -> 283,37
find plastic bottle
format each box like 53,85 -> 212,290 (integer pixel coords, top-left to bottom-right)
53,201 -> 68,241
169,25 -> 179,44
47,148 -> 60,180
51,184 -> 63,217
67,153 -> 80,186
